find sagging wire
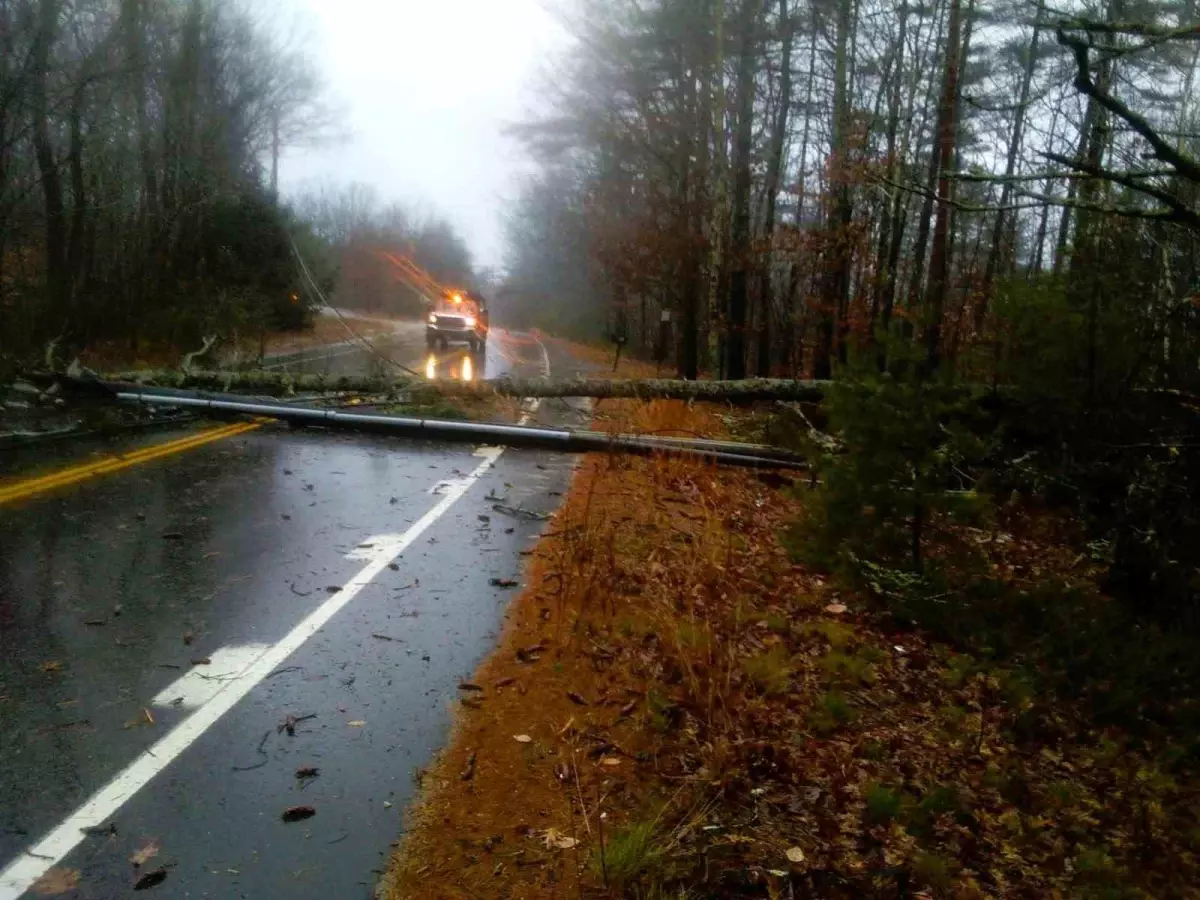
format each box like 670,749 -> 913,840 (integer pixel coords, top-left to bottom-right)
288,236 -> 422,379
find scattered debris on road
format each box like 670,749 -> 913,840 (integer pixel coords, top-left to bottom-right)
279,713 -> 317,736
489,577 -> 519,588
231,730 -> 272,772
281,806 -> 316,823
130,840 -> 159,867
492,504 -> 548,522
132,867 -> 168,890
31,867 -> 80,896
295,766 -> 320,780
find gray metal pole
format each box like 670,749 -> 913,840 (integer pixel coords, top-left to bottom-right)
113,391 -> 806,471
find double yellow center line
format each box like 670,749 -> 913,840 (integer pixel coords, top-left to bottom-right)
0,421 -> 261,508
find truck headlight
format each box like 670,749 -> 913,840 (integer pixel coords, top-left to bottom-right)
428,312 -> 437,324
464,316 -> 476,328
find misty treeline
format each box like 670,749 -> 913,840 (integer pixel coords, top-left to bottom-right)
505,0 -> 1200,619
0,0 -> 343,361
292,182 -> 476,319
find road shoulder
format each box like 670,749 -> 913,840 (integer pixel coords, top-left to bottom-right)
379,398 -> 1199,900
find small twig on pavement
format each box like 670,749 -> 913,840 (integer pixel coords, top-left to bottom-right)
232,730 -> 272,772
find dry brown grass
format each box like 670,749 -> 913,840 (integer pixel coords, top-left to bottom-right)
380,399 -> 1200,900
262,314 -> 401,356
379,400 -> 812,899
538,332 -> 663,379
75,315 -> 405,372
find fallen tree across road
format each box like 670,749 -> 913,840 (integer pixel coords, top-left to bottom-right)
97,369 -> 828,404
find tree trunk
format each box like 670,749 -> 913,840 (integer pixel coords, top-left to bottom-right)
870,2 -> 909,345
977,5 -> 1042,321
922,0 -> 964,370
99,369 -> 830,403
783,21 -> 817,376
757,0 -> 794,377
814,0 -> 854,379
32,0 -> 68,333
902,0 -> 951,323
726,0 -> 758,380
706,0 -> 729,376
1030,105 -> 1062,276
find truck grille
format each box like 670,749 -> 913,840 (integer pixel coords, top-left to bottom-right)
434,315 -> 469,328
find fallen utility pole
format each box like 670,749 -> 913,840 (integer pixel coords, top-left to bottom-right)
112,389 -> 806,471
102,369 -> 828,404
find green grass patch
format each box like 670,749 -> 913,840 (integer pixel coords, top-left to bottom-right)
801,620 -> 856,650
595,820 -> 663,891
865,783 -> 903,825
743,645 -> 793,696
820,650 -> 876,686
807,691 -> 855,736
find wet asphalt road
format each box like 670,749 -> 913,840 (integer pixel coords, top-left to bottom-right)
0,329 -> 582,898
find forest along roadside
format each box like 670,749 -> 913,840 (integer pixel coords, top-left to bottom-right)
378,398 -> 1200,900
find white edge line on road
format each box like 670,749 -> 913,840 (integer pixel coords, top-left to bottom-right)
0,445 -> 505,899
150,644 -> 271,710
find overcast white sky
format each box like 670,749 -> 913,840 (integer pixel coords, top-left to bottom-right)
275,0 -> 569,271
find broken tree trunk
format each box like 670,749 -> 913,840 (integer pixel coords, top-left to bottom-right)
97,369 -> 828,404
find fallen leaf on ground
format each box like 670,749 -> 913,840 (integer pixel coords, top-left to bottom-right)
824,603 -> 847,614
786,846 -> 805,864
31,867 -> 79,896
130,840 -> 159,867
566,691 -> 589,706
281,805 -> 316,823
133,867 -> 168,890
40,661 -> 63,673
295,766 -> 320,779
458,682 -> 484,692
601,757 -> 621,767
513,734 -> 532,743
161,532 -> 183,541
541,828 -> 578,850
489,578 -> 519,588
